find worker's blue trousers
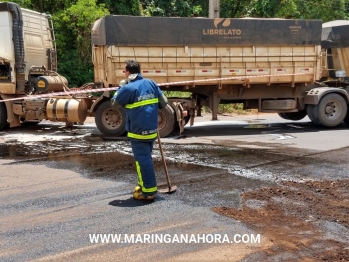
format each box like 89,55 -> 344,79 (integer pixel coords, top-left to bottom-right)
130,140 -> 157,195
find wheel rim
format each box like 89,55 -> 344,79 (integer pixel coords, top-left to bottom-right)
324,101 -> 342,120
101,108 -> 123,129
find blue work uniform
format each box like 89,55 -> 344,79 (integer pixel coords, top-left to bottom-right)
112,74 -> 165,195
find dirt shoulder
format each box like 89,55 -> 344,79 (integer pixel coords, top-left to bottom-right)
213,179 -> 349,261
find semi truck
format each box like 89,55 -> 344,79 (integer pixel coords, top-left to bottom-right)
1,2 -> 349,137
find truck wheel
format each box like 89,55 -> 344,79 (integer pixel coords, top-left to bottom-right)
95,100 -> 126,136
158,104 -> 176,137
278,111 -> 307,121
0,102 -> 8,130
313,93 -> 347,127
344,107 -> 349,126
306,105 -> 321,125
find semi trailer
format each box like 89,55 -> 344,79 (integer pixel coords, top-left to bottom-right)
1,2 -> 349,137
91,15 -> 349,137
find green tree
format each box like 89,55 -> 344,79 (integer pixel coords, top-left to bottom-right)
244,0 -> 348,20
296,0 -> 348,22
247,0 -> 299,18
220,0 -> 348,20
5,0 -> 76,14
141,0 -> 207,17
53,0 -> 109,86
97,0 -> 142,15
220,0 -> 252,18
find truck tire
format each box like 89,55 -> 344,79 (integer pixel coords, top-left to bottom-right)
183,114 -> 191,126
313,93 -> 347,127
158,104 -> 176,137
0,102 -> 7,130
95,100 -> 126,136
306,105 -> 321,125
344,107 -> 349,126
278,111 -> 307,121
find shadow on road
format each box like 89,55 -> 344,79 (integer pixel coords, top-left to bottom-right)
108,196 -> 165,207
180,121 -> 349,138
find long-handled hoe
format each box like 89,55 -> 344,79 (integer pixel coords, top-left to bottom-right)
157,131 -> 177,193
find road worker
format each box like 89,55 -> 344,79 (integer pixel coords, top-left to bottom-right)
111,60 -> 168,200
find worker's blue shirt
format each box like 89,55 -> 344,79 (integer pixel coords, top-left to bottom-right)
112,74 -> 163,141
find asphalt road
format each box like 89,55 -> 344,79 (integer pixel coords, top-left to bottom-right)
171,113 -> 349,151
1,113 -> 349,261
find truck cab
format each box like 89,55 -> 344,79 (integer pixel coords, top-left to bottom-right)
0,2 -> 87,130
0,2 -> 57,95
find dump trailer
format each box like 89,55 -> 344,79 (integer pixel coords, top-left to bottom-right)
91,15 -> 349,137
0,2 -> 103,132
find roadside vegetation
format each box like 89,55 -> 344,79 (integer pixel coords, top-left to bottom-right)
163,91 -> 257,114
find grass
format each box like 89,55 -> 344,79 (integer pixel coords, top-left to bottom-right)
163,91 -> 192,98
216,104 -> 256,115
163,91 -> 257,115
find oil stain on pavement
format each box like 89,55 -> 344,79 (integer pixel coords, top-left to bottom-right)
1,137 -> 349,261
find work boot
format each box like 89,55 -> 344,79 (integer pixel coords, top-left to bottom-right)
134,186 -> 141,193
133,190 -> 155,201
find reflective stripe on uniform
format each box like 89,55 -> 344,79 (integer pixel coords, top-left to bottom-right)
136,161 -> 143,188
135,161 -> 158,193
125,98 -> 159,109
142,186 -> 157,193
128,132 -> 157,140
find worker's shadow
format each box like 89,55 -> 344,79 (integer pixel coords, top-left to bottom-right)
108,196 -> 165,207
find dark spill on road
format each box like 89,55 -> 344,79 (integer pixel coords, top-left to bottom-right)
0,138 -> 278,208
2,138 -> 349,260
1,138 -> 347,183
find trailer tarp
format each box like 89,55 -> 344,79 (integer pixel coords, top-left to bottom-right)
91,15 -> 321,47
322,20 -> 349,48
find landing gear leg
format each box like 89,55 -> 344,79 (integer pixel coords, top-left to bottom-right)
210,93 -> 219,121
